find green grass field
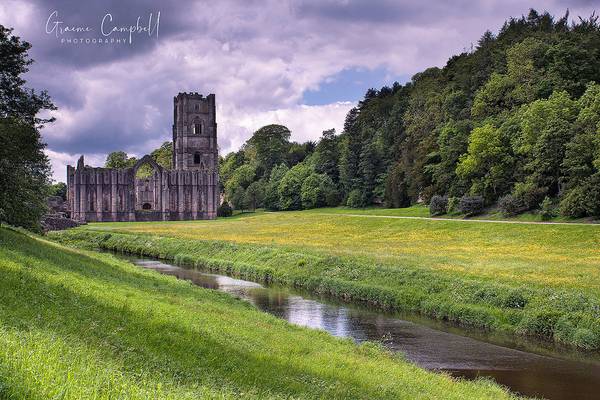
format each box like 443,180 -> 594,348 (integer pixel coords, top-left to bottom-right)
50,207 -> 600,351
0,227 -> 519,399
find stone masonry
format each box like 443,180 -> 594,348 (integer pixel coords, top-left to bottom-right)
67,93 -> 219,222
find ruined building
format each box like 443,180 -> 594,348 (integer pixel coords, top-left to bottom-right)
67,93 -> 219,222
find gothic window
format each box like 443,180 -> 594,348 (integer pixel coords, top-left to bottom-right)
194,152 -> 201,165
193,122 -> 202,135
195,104 -> 199,111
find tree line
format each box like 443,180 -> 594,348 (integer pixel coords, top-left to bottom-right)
219,9 -> 600,218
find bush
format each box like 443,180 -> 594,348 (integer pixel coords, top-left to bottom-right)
497,194 -> 526,217
518,310 -> 561,338
346,189 -> 365,208
458,196 -> 484,216
559,186 -> 589,218
446,197 -> 459,214
429,195 -> 448,216
573,328 -> 600,350
217,201 -> 233,217
512,181 -> 547,211
559,175 -> 600,218
540,196 -> 555,221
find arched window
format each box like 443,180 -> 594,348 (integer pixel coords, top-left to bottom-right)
142,202 -> 152,210
194,152 -> 201,165
193,122 -> 202,135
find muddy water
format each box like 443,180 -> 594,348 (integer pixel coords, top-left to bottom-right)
122,256 -> 600,400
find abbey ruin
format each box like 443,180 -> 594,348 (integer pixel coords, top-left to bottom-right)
67,93 -> 219,222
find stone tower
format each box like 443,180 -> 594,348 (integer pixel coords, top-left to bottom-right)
172,92 -> 218,171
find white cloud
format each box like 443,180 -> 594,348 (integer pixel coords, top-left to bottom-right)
4,0 -> 598,183
45,149 -> 106,183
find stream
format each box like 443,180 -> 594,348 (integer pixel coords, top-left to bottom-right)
116,254 -> 600,400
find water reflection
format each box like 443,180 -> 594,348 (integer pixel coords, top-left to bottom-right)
131,258 -> 600,400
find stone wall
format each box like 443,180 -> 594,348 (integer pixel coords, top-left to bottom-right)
67,155 -> 218,223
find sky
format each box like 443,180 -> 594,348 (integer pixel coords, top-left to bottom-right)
0,0 -> 597,182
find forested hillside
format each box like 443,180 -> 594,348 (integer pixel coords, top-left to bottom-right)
221,10 -> 600,218
121,10 -> 600,218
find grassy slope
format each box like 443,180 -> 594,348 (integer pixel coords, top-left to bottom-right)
0,227 -> 518,399
50,209 -> 600,351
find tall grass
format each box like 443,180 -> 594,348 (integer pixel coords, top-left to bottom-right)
51,222 -> 600,351
0,227 -> 520,399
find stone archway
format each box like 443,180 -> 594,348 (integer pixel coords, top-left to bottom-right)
132,155 -> 163,218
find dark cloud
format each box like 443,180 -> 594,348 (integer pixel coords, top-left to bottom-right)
25,0 -> 202,68
1,0 -> 597,181
294,0 -> 474,24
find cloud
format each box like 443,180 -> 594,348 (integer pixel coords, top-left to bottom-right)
1,0 -> 598,182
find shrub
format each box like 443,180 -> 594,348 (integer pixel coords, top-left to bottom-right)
502,288 -> 529,309
559,175 -> 600,218
573,328 -> 600,350
458,196 -> 484,216
446,197 -> 459,214
217,201 -> 233,217
540,196 -> 555,221
497,194 -> 526,217
559,186 -> 589,218
512,181 -> 547,211
518,310 -> 561,338
346,189 -> 365,208
429,195 -> 448,216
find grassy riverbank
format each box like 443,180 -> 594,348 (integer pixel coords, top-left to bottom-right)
50,209 -> 600,351
0,227 -> 520,399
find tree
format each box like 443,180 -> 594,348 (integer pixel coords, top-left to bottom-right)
151,141 -> 172,169
49,182 -> 67,200
219,150 -> 246,193
384,163 -> 410,208
0,25 -> 54,231
0,119 -> 51,231
244,180 -> 265,210
287,141 -> 316,166
517,91 -> 578,196
263,164 -> 288,210
246,124 -> 291,177
358,139 -> 380,203
338,108 -> 362,196
278,163 -> 312,210
431,120 -> 471,196
456,121 -> 516,201
314,129 -> 339,182
301,173 -> 335,209
105,151 -> 133,169
224,164 -> 256,201
471,38 -> 549,120
0,25 -> 55,124
230,185 -> 246,212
